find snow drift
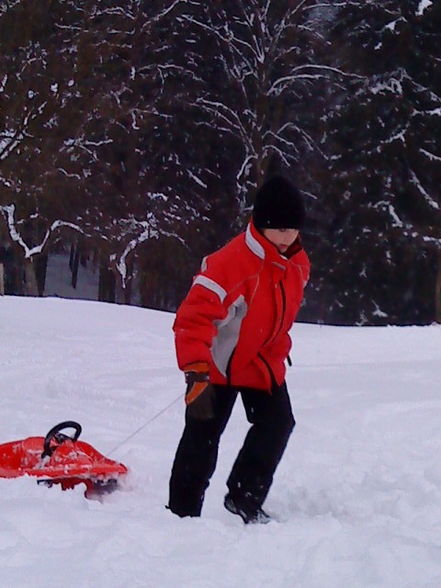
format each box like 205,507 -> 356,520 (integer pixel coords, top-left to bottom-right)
0,296 -> 440,587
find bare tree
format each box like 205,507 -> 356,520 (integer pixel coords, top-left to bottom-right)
164,0 -> 349,214
0,0 -> 195,296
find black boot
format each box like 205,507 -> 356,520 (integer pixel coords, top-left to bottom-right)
224,493 -> 271,524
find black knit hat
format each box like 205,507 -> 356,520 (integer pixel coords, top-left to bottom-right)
252,176 -> 305,230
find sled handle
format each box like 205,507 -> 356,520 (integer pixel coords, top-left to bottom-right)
42,421 -> 82,458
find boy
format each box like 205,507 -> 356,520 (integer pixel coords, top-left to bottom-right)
168,176 -> 310,523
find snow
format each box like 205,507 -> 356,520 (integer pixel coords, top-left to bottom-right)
426,107 -> 441,117
1,295 -> 441,587
44,253 -> 99,300
384,19 -> 399,32
416,0 -> 433,16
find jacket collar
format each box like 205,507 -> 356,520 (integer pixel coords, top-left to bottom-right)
245,220 -> 299,267
245,221 -> 265,260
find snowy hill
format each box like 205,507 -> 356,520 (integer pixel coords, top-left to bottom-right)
1,296 -> 440,588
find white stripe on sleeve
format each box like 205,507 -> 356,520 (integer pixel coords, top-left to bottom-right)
192,275 -> 227,303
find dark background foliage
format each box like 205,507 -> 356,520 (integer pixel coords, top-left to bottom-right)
1,1 -> 440,324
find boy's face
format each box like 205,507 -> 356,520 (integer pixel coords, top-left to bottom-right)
262,228 -> 299,254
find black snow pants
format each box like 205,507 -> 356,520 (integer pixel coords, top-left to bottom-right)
168,381 -> 295,517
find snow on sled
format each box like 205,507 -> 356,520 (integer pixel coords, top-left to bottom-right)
0,421 -> 128,499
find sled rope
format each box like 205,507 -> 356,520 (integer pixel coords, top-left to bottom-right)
107,393 -> 183,456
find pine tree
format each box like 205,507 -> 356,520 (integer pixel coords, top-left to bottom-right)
315,0 -> 441,325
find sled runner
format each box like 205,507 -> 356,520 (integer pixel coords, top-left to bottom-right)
0,421 -> 128,499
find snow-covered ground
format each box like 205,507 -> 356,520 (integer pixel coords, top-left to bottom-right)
1,296 -> 440,588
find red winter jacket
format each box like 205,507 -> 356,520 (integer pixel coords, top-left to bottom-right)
173,221 -> 310,392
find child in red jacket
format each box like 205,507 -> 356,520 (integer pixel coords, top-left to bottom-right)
168,176 -> 310,523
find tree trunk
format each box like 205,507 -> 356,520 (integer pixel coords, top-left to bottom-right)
35,254 -> 48,296
0,263 -> 4,295
24,258 -> 39,296
122,257 -> 134,305
124,282 -> 132,305
69,242 -> 75,270
71,243 -> 81,289
98,260 -> 116,303
436,249 -> 441,324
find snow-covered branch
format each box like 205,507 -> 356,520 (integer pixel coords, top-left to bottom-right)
419,148 -> 441,163
0,107 -> 39,161
408,169 -> 440,211
416,1 -> 433,17
196,99 -> 254,150
267,65 -> 362,96
150,0 -> 184,24
0,204 -> 85,259
114,214 -> 185,288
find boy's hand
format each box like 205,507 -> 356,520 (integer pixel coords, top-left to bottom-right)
184,362 -> 215,420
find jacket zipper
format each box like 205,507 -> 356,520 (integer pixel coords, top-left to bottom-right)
257,352 -> 276,390
276,282 -> 292,368
227,279 -> 287,388
261,280 -> 287,350
275,281 -> 286,342
258,281 -> 288,387
268,280 -> 287,346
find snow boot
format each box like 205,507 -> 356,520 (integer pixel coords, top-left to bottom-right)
224,494 -> 271,525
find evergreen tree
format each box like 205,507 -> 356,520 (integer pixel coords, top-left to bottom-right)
315,0 -> 441,324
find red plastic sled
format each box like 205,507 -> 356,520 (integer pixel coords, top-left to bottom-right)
0,421 -> 128,499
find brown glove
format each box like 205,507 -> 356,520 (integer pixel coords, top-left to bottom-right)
184,362 -> 215,420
